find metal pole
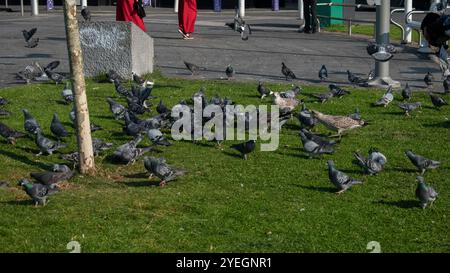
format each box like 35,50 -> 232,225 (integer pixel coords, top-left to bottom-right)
298,0 -> 304,20
20,0 -> 23,16
81,0 -> 87,7
214,0 -> 221,12
239,0 -> 245,18
369,0 -> 400,88
272,0 -> 279,11
174,0 -> 178,12
5,0 -> 8,8
31,0 -> 39,16
404,0 -> 412,43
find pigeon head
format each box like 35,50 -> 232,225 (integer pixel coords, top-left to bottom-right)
327,160 -> 334,167
22,109 -> 32,119
18,179 -> 31,187
53,164 -> 71,173
416,176 -> 425,184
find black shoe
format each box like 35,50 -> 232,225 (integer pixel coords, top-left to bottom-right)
304,29 -> 312,34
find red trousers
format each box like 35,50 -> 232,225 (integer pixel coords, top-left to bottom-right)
178,0 -> 197,34
116,0 -> 147,32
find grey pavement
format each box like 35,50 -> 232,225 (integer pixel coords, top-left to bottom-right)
0,7 -> 442,90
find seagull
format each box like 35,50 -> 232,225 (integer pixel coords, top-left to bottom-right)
318,65 -> 328,81
225,64 -> 235,79
281,62 -> 296,81
401,83 -> 412,101
18,179 -> 59,206
312,110 -> 366,138
327,160 -> 362,194
373,86 -> 394,107
415,176 -> 438,209
144,156 -> 186,187
405,150 -> 440,175
353,148 -> 387,175
230,140 -> 256,160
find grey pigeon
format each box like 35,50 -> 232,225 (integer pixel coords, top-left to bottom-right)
405,150 -> 440,175
318,65 -> 328,81
367,69 -> 375,81
329,84 -> 350,98
280,86 -> 301,99
443,76 -> 450,93
22,28 -> 37,42
144,156 -> 186,187
257,81 -> 271,99
0,109 -> 11,116
52,164 -> 71,173
25,38 -> 39,48
353,148 -> 387,175
281,62 -> 296,81
230,140 -> 256,160
44,60 -> 60,72
156,99 -> 169,114
0,97 -> 9,106
90,123 -> 103,133
327,160 -> 362,194
297,100 -> 316,129
107,69 -> 120,83
69,107 -> 76,124
132,72 -> 145,86
61,82 -> 73,104
50,113 -> 68,139
22,109 -> 42,135
123,112 -> 145,137
35,131 -> 66,156
349,108 -> 361,121
347,70 -> 368,86
92,138 -> 113,155
30,168 -> 74,189
127,96 -> 148,115
19,179 -> 59,206
299,130 -> 335,157
429,92 -> 448,108
374,87 -> 394,107
401,83 -> 412,101
424,72 -> 434,88
81,7 -> 91,22
398,102 -> 421,116
16,69 -> 34,84
225,64 -> 235,79
46,70 -> 64,85
415,176 -> 438,209
184,61 -> 206,75
112,135 -> 152,164
309,91 -> 334,104
147,128 -> 171,146
106,97 -> 126,120
114,79 -> 132,97
0,122 -> 26,144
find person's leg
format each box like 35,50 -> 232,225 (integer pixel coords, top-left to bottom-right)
303,1 -> 311,32
184,0 -> 197,35
178,0 -> 185,34
311,0 -> 318,33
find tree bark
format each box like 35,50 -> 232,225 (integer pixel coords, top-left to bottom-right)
63,0 -> 95,174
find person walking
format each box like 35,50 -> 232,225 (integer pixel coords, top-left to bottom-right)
303,0 -> 318,34
116,0 -> 147,32
178,0 -> 198,40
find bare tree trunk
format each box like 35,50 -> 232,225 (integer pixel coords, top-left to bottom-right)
63,0 -> 95,174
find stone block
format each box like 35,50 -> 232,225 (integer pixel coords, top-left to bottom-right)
79,21 -> 154,79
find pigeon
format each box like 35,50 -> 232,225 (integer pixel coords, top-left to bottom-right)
312,110 -> 366,138
61,82 -> 74,104
398,102 -> 421,116
424,72 -> 434,88
366,43 -> 378,55
114,79 -> 132,97
230,140 -> 256,160
22,109 -> 42,135
297,100 -> 316,129
144,156 -> 186,187
127,96 -> 148,115
0,97 -> 8,106
0,109 -> 11,116
44,60 -> 60,72
45,70 -> 64,85
90,123 -> 103,133
401,83 -> 412,101
0,122 -> 26,144
106,98 -> 126,120
309,91 -> 334,104
50,113 -> 68,140
280,86 -> 301,99
225,64 -> 235,79
92,138 -> 113,155
347,70 -> 368,86
22,28 -> 37,42
443,76 -> 450,93
19,179 -> 59,206
30,168 -> 74,189
272,92 -> 299,111
329,84 -> 350,98
348,108 -> 361,121
112,135 -> 152,164
69,107 -> 76,124
299,130 -> 335,157
257,82 -> 271,99
281,62 -> 296,81
25,38 -> 39,48
318,65 -> 328,81
353,148 -> 387,175
147,128 -> 171,146
132,72 -> 145,86
16,69 -> 34,84
156,99 -> 169,114
301,129 -> 336,146
81,6 -> 91,22
123,112 -> 145,137
52,164 -> 72,173
327,160 -> 362,194
374,87 -> 394,107
367,69 -> 375,81
35,131 -> 66,156
184,61 -> 206,75
429,92 -> 448,108
106,69 -> 120,83
405,150 -> 440,175
415,176 -> 438,209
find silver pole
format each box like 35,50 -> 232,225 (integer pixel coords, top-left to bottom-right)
5,0 -> 8,8
369,0 -> 400,88
31,0 -> 39,16
404,0 -> 412,43
239,0 -> 245,18
81,0 -> 87,7
298,0 -> 304,19
20,0 -> 23,16
174,0 -> 178,13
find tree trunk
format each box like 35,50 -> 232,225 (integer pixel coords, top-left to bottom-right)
63,0 -> 95,174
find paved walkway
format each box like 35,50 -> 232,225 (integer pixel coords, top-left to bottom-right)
0,7 -> 441,90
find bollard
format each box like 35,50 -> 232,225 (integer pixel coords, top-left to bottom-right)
20,0 -> 23,16
81,0 -> 87,7
31,0 -> 38,16
174,0 -> 178,13
404,0 -> 412,43
47,0 -> 54,11
272,0 -> 279,11
239,0 -> 245,18
214,0 -> 221,12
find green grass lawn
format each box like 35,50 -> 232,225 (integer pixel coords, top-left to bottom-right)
0,73 -> 449,252
324,23 -> 421,44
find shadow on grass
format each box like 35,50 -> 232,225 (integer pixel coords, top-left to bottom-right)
375,199 -> 420,209
424,120 -> 450,129
297,185 -> 336,193
3,200 -> 33,206
0,149 -> 50,170
124,172 -> 148,179
222,150 -> 243,159
123,180 -> 162,187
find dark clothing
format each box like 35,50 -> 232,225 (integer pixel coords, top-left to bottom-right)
304,0 -> 317,33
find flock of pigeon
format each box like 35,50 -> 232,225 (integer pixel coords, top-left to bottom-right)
1,10 -> 448,210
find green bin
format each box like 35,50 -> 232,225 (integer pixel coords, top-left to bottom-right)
317,0 -> 344,28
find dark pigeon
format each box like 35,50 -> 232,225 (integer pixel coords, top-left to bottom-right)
144,156 -> 186,187
35,131 -> 66,156
22,109 -> 42,135
19,179 -> 59,206
281,62 -> 296,81
230,140 -> 256,160
0,122 -> 26,144
50,113 -> 68,139
327,160 -> 362,194
405,150 -> 440,175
